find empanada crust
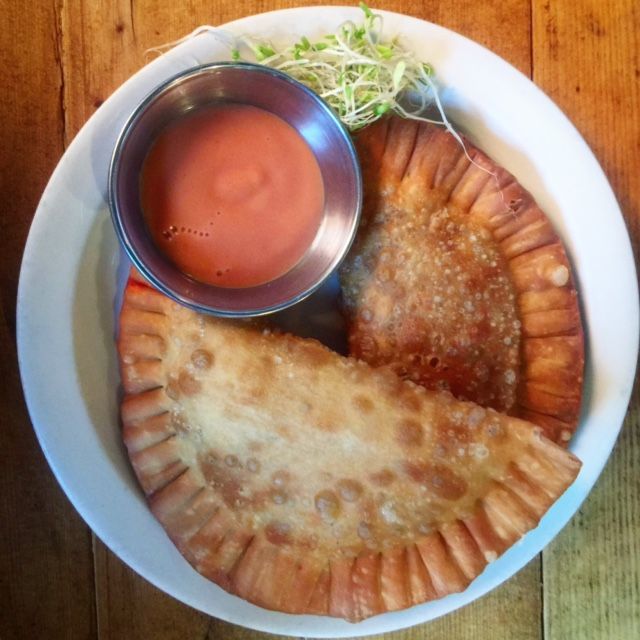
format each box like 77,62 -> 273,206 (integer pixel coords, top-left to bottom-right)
340,117 -> 585,444
118,275 -> 580,621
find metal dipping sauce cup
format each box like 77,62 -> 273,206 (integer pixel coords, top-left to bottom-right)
109,62 -> 362,317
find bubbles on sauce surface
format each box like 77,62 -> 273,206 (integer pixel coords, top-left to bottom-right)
161,224 -> 209,240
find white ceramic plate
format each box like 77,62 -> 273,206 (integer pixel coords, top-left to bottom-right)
17,6 -> 638,638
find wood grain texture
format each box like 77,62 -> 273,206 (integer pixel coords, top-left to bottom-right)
418,560 -> 542,640
533,2 -> 640,637
0,1 -> 64,331
92,536 -> 294,640
2,0 -> 638,638
543,396 -> 640,639
92,537 -> 210,640
0,3 -> 97,639
532,0 -> 640,245
0,305 -> 96,640
58,0 -> 532,142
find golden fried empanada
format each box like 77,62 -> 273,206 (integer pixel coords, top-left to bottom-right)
118,275 -> 580,621
340,117 -> 584,445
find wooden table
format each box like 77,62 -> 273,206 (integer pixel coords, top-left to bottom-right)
2,1 -> 638,638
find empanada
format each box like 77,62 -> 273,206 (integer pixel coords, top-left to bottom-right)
340,117 -> 584,444
118,274 -> 580,621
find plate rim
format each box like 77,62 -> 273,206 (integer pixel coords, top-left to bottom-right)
16,5 -> 639,637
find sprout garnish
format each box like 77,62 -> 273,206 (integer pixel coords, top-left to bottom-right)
234,3 -> 455,134
146,3 -> 484,172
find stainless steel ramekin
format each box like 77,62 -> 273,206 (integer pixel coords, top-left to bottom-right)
108,62 -> 362,317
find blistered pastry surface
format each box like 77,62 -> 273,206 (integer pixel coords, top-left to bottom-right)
341,117 -> 584,443
117,276 -> 581,620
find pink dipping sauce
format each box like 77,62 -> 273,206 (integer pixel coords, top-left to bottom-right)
141,104 -> 325,288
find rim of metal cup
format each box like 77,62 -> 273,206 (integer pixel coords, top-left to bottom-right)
108,61 -> 362,317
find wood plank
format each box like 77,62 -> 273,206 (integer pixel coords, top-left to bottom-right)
532,0 -> 640,243
60,0 -> 139,142
0,306 -> 97,640
93,538 -> 209,639
533,0 -> 640,638
93,536 -> 290,640
204,618 -> 285,640
542,404 -> 640,639
0,3 -> 64,328
412,560 -> 541,640
0,2 -> 97,639
426,0 -> 531,75
60,0 -> 532,141
59,1 -> 540,638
